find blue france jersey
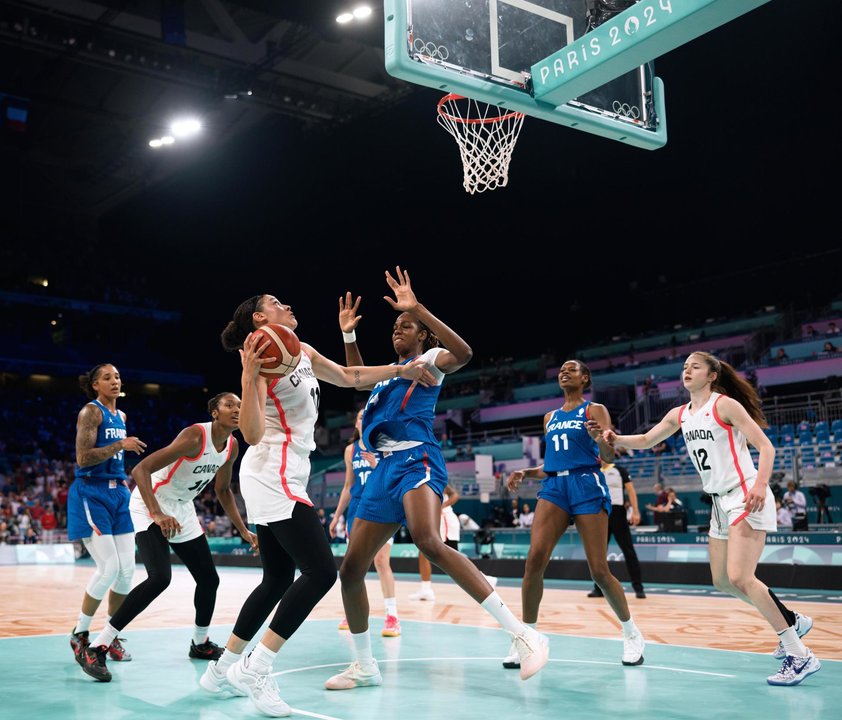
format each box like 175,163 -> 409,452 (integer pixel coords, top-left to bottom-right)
362,348 -> 446,451
74,400 -> 128,482
542,401 -> 600,474
350,441 -> 376,501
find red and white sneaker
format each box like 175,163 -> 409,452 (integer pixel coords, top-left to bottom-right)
108,636 -> 132,662
381,615 -> 401,637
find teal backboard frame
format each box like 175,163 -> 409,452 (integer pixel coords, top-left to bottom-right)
385,0 -> 774,151
384,0 -> 668,150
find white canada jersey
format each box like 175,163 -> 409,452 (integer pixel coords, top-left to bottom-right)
236,350 -> 319,523
263,350 -> 319,453
678,392 -> 756,496
139,422 -> 234,503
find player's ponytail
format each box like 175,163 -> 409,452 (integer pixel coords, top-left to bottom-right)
419,320 -> 440,351
694,351 -> 767,428
79,363 -> 111,399
221,294 -> 265,351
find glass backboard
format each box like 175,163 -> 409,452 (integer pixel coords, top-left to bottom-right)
384,0 -> 667,150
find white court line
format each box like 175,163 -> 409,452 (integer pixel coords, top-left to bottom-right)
287,709 -> 345,720
275,656 -> 735,678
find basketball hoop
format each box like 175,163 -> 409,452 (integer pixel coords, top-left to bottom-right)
436,94 -> 525,194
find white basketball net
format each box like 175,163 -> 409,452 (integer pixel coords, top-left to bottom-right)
436,94 -> 525,194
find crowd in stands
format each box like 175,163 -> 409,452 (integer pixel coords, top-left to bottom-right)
0,383 -> 237,545
4,296 -> 842,545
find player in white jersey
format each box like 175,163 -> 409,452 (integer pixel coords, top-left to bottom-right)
84,392 -> 256,679
199,292 -> 435,717
601,351 -> 820,687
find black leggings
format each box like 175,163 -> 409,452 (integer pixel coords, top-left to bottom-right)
232,502 -> 337,642
109,524 -> 220,631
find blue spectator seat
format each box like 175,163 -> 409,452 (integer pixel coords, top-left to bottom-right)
798,430 -> 814,446
818,445 -> 835,466
815,426 -> 831,444
831,418 -> 842,440
780,423 -> 795,438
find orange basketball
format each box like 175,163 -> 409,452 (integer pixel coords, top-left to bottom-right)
253,323 -> 302,379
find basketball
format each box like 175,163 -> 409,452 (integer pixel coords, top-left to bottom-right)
253,323 -> 301,379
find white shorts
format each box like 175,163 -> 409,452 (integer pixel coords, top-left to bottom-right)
129,490 -> 203,543
708,480 -> 776,540
239,442 -> 312,524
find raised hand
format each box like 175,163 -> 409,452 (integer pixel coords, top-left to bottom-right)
384,266 -> 419,314
338,291 -> 362,333
239,332 -> 275,379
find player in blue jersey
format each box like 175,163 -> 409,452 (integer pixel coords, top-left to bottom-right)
68,363 -> 147,681
324,268 -> 549,691
504,359 -> 646,668
331,408 -> 401,637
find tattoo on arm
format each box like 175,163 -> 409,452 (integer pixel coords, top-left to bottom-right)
353,369 -> 361,386
76,407 -> 120,466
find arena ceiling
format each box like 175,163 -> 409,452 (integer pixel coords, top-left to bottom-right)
0,0 -> 410,222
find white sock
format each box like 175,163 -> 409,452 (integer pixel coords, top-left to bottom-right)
621,618 -> 639,638
91,622 -> 119,649
421,581 -> 433,593
351,630 -> 374,665
480,591 -> 523,635
777,627 -> 808,657
75,611 -> 94,634
216,648 -> 242,671
249,642 -> 278,674
384,597 -> 398,618
194,626 -> 210,646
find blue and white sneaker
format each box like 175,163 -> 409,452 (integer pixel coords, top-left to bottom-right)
767,649 -> 821,686
772,613 -> 813,660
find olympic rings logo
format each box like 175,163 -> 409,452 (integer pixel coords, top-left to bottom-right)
611,101 -> 640,119
413,37 -> 449,61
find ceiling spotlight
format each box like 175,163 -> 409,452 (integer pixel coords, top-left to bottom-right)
336,13 -> 353,23
149,138 -> 163,148
353,6 -> 373,19
170,118 -> 201,137
160,135 -> 175,145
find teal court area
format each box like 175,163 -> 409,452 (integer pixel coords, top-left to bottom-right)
4,607 -> 839,720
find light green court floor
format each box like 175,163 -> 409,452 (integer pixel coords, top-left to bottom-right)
4,614 -> 839,720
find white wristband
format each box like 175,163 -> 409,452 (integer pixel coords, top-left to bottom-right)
342,330 -> 356,343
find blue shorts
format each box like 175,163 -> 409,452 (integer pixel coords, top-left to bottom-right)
537,469 -> 612,517
67,478 -> 134,541
346,496 -> 361,537
354,444 -> 446,527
